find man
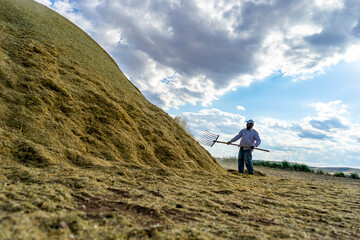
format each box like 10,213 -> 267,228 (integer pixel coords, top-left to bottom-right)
227,119 -> 261,175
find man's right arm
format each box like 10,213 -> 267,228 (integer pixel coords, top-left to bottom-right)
227,130 -> 243,144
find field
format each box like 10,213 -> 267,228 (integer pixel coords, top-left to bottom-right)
1,160 -> 360,239
219,160 -> 360,188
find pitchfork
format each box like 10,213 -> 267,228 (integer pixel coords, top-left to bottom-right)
198,131 -> 270,152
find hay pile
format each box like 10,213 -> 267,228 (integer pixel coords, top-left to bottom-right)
0,0 -> 223,174
2,2 -> 360,239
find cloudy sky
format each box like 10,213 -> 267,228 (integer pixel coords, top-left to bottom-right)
36,0 -> 360,168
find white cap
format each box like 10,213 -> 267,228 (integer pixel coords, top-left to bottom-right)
246,119 -> 254,124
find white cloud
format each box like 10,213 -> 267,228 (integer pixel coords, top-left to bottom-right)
236,105 -> 245,111
104,29 -> 126,45
310,100 -> 349,119
315,0 -> 344,10
181,108 -> 245,136
178,100 -> 360,167
35,0 -> 360,109
35,0 -> 52,6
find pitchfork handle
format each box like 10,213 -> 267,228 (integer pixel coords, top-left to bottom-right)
215,141 -> 270,152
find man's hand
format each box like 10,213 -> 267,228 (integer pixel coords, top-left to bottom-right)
250,146 -> 255,149
227,141 -> 232,145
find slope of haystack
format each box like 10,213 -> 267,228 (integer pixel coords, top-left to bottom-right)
0,0 -> 224,173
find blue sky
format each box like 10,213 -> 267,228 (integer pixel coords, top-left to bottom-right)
170,58 -> 360,120
169,59 -> 360,166
36,0 -> 360,168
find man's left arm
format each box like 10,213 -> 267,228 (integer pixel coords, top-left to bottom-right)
253,132 -> 261,148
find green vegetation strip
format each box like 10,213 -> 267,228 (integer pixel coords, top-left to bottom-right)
218,157 -> 360,179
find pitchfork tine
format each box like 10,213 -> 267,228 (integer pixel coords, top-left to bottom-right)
198,140 -> 212,146
200,138 -> 214,143
198,138 -> 214,145
199,138 -> 215,144
203,131 -> 214,135
201,140 -> 212,144
198,131 -> 220,147
204,132 -> 216,137
200,136 -> 215,141
201,132 -> 212,136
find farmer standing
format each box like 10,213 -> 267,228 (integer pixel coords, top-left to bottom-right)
227,119 -> 261,175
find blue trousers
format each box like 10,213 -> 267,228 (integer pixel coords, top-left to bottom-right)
238,148 -> 254,174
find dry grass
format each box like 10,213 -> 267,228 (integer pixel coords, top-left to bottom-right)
1,162 -> 360,239
1,1 -> 360,239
